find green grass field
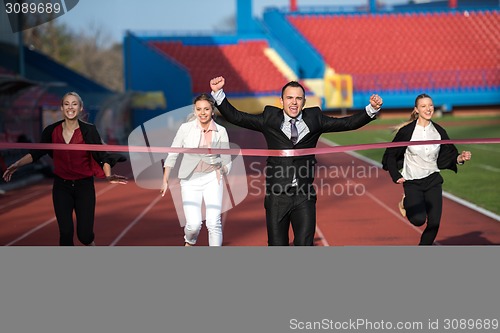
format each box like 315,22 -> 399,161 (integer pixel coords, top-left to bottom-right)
322,114 -> 500,215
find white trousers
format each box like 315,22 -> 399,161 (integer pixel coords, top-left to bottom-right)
180,171 -> 223,246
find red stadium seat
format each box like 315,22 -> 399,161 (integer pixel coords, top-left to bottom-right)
288,11 -> 500,91
150,40 -> 289,94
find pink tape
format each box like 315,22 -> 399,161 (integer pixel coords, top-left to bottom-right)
0,138 -> 499,157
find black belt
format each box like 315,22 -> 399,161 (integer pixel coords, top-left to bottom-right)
55,175 -> 93,186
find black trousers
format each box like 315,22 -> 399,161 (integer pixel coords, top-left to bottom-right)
52,176 -> 96,246
403,172 -> 443,245
264,187 -> 317,246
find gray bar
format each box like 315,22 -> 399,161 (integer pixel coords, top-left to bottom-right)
1,247 -> 499,333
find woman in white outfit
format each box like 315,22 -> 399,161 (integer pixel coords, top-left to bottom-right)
161,93 -> 231,246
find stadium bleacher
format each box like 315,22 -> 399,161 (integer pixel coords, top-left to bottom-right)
149,40 -> 290,95
127,1 -> 499,113
288,10 -> 499,92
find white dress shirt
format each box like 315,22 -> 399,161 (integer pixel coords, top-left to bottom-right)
281,112 -> 309,143
401,122 -> 441,180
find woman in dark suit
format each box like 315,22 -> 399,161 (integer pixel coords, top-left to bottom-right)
382,93 -> 471,245
3,92 -> 127,246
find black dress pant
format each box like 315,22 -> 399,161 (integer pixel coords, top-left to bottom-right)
52,176 -> 96,246
264,188 -> 317,246
403,172 -> 443,245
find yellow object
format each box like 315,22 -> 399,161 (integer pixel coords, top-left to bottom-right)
131,92 -> 167,109
324,73 -> 353,108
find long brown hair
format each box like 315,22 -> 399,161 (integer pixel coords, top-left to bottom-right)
393,93 -> 432,131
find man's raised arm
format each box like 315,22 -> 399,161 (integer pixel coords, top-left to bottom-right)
209,76 -> 264,132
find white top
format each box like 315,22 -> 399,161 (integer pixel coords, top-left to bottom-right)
281,111 -> 309,143
163,119 -> 231,179
401,122 -> 441,180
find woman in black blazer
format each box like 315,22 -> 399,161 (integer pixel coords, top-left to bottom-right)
3,92 -> 127,246
382,94 -> 471,245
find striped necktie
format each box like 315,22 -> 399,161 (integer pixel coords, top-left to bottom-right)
290,118 -> 298,145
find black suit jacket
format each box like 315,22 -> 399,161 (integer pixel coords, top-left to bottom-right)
381,120 -> 459,183
217,97 -> 376,192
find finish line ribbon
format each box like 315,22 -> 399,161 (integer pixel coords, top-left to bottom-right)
0,138 -> 499,157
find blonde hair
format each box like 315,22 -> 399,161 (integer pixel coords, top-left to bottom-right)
61,91 -> 84,108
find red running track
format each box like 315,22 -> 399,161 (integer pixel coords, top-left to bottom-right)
1,126 -> 499,246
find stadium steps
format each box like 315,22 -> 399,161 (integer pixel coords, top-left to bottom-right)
262,47 -> 298,82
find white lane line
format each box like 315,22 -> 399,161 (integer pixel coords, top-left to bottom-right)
0,189 -> 47,210
109,195 -> 163,246
5,183 -> 122,246
478,164 -> 500,173
442,192 -> 500,222
363,189 -> 441,245
5,217 -> 56,246
95,183 -> 121,196
109,188 -> 330,246
320,137 -> 500,222
315,138 -> 430,243
467,144 -> 500,153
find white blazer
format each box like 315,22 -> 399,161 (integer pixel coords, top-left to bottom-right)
164,120 -> 232,179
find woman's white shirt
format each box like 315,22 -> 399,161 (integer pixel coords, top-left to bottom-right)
401,122 -> 441,180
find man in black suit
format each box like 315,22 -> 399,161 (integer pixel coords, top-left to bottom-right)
210,76 -> 383,246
